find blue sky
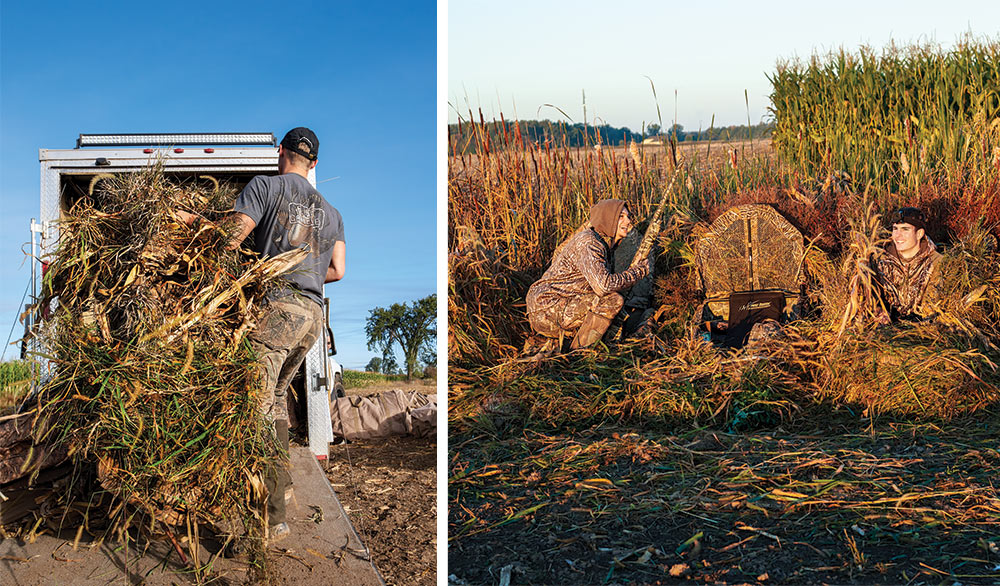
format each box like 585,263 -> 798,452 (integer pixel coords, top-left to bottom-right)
449,0 -> 999,132
0,1 -> 436,370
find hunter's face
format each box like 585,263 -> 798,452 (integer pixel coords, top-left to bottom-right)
615,209 -> 632,241
891,222 -> 923,257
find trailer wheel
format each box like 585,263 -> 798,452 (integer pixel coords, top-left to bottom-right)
333,373 -> 345,399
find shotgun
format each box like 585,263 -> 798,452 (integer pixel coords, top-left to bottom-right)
629,164 -> 682,268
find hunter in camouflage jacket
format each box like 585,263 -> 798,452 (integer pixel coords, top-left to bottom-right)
527,199 -> 649,342
871,236 -> 942,320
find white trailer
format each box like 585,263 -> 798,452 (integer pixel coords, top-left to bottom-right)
32,133 -> 341,459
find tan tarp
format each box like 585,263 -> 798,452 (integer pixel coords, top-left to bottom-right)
331,390 -> 436,440
0,418 -> 68,486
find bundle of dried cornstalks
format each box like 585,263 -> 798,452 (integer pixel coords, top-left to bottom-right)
18,167 -> 304,569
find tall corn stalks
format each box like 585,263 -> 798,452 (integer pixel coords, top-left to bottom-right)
769,38 -> 1000,193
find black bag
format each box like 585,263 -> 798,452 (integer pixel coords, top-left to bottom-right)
721,290 -> 784,347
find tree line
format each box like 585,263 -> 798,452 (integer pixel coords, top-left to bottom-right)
448,119 -> 774,154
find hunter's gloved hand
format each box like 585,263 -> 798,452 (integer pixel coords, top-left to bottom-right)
650,240 -> 664,259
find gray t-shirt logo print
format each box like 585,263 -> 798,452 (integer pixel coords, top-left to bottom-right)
288,202 -> 327,247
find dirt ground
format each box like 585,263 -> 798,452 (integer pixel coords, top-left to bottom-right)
449,416 -> 1000,585
320,376 -> 438,586
326,433 -> 437,586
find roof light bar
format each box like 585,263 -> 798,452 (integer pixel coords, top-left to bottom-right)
77,133 -> 276,148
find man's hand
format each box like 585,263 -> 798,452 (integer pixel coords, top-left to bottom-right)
227,213 -> 256,251
650,240 -> 664,260
175,210 -> 199,226
180,211 -> 254,251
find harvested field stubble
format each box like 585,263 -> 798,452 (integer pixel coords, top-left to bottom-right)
449,81 -> 1000,581
450,423 -> 1000,584
17,168 -> 307,578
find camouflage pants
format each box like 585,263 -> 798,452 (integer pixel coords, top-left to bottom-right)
250,295 -> 324,422
527,292 -> 624,339
250,294 -> 322,526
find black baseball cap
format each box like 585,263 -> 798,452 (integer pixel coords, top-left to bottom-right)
889,207 -> 927,231
280,127 -> 319,161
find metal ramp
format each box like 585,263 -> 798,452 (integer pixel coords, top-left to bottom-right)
0,447 -> 384,585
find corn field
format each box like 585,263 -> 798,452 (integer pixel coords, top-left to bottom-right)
769,38 -> 1000,192
0,360 -> 32,413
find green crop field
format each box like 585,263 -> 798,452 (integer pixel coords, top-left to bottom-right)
0,359 -> 32,414
343,369 -> 409,388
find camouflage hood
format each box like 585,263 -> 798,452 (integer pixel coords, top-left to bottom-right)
590,199 -> 626,241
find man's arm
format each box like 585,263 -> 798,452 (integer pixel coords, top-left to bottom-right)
325,240 -> 346,283
226,212 -> 256,250
174,210 -> 255,251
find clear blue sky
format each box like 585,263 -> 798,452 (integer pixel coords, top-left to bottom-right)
449,0 -> 999,132
0,1 -> 436,370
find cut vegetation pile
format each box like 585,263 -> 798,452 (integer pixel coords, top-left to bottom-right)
449,38 -> 1000,584
12,168 -> 306,571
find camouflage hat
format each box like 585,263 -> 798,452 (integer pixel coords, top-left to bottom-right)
889,207 -> 926,231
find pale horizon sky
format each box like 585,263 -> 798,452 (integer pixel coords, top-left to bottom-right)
449,0 -> 999,133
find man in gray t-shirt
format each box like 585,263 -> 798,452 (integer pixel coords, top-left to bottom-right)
227,127 -> 345,545
234,168 -> 344,304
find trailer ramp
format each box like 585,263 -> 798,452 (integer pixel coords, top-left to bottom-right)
0,447 -> 383,585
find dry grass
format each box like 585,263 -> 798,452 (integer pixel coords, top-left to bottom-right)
449,110 -> 1000,422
